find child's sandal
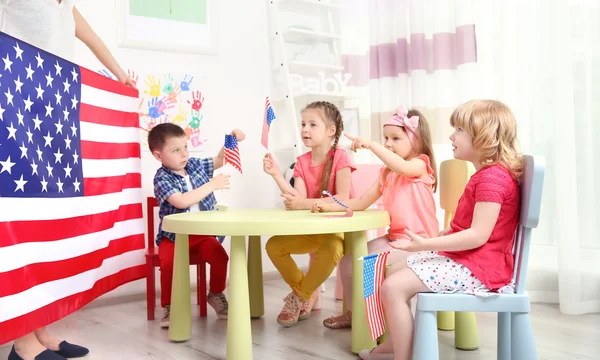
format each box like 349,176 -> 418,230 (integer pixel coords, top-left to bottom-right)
277,292 -> 303,327
298,290 -> 319,321
322,311 -> 352,329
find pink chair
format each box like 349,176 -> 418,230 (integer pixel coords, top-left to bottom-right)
312,163 -> 386,308
333,164 -> 385,300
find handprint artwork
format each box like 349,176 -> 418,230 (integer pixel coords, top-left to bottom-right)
188,90 -> 204,111
180,74 -> 194,91
98,69 -> 209,150
144,76 -> 161,97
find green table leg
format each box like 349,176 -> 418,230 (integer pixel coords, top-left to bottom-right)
226,236 -> 253,360
437,311 -> 455,331
455,311 -> 480,350
348,230 -> 377,354
247,235 -> 264,318
168,233 -> 192,342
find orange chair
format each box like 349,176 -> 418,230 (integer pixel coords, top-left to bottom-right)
145,196 -> 208,320
436,159 -> 480,350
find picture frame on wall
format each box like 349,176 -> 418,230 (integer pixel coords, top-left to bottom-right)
339,107 -> 360,147
118,0 -> 218,55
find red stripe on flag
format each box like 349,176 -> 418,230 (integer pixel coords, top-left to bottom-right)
80,103 -> 139,128
0,204 -> 142,246
83,173 -> 141,196
80,67 -> 139,98
0,265 -> 145,344
0,234 -> 145,297
80,141 -> 141,160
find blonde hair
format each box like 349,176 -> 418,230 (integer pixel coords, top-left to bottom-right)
302,101 -> 344,195
450,99 -> 523,179
382,109 -> 438,192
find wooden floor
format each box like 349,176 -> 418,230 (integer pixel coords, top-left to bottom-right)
1,278 -> 599,360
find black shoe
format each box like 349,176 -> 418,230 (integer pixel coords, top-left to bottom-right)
8,346 -> 67,360
53,341 -> 89,358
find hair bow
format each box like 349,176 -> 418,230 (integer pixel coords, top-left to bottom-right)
383,105 -> 419,145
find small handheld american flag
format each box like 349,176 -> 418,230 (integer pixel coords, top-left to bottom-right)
224,134 -> 242,174
363,251 -> 390,340
261,96 -> 276,149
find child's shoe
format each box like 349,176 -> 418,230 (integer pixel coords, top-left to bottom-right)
358,349 -> 394,360
207,292 -> 228,319
323,310 -> 352,329
277,292 -> 303,327
160,305 -> 170,328
298,290 -> 319,321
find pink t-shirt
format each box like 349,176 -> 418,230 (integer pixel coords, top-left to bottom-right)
293,148 -> 356,199
380,154 -> 439,241
439,164 -> 520,290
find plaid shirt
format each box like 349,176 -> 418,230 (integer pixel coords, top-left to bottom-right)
153,157 -> 223,245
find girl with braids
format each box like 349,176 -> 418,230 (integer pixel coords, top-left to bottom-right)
263,101 -> 355,327
312,105 -> 439,330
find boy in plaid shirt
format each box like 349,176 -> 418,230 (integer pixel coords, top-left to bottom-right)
148,123 -> 245,328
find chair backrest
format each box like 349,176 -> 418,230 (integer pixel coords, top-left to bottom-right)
147,197 -> 158,250
439,159 -> 475,213
513,155 -> 545,294
351,164 -> 384,206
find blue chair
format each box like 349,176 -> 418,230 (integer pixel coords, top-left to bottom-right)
412,154 -> 544,360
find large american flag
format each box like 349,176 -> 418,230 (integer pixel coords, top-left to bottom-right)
224,134 -> 242,174
0,32 -> 145,343
261,96 -> 276,149
363,251 -> 390,340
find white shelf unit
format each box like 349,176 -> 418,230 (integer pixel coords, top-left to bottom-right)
282,27 -> 340,44
278,0 -> 341,13
267,0 -> 352,158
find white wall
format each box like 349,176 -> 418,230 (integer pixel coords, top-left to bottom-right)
73,0 -> 456,307
74,0 -> 312,304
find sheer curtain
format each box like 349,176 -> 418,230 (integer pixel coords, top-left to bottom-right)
474,0 -> 600,315
341,0 -> 600,314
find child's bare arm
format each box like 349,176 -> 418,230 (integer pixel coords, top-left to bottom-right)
344,133 -> 426,178
369,142 -> 426,178
312,176 -> 382,212
394,202 -> 502,252
167,174 -> 230,209
333,167 -> 352,201
263,153 -> 299,195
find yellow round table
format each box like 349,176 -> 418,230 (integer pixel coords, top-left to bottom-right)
162,208 -> 390,360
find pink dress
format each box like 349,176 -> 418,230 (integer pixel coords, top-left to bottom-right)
380,154 -> 439,241
293,148 -> 356,198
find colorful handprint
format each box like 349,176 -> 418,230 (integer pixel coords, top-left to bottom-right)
147,97 -> 174,119
180,74 -> 194,91
136,71 -> 208,150
167,84 -> 181,103
162,73 -> 175,94
172,105 -> 188,125
128,70 -> 139,87
188,90 -> 204,111
190,111 -> 203,129
144,76 -> 161,97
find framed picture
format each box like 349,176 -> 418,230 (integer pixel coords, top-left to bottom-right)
118,0 -> 218,55
339,107 -> 360,147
